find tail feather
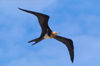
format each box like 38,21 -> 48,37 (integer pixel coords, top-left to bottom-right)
28,37 -> 44,46
28,38 -> 40,43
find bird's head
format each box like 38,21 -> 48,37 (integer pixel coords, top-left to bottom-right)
52,31 -> 58,35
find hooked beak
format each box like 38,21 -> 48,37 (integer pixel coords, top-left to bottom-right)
57,32 -> 62,34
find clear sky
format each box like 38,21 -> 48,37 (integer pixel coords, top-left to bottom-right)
0,0 -> 100,66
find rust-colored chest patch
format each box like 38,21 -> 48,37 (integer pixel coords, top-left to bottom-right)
50,34 -> 56,38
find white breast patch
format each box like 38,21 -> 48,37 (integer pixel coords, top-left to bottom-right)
44,34 -> 51,39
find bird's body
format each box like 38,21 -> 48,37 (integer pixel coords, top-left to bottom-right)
44,34 -> 51,39
44,32 -> 58,39
19,8 -> 74,63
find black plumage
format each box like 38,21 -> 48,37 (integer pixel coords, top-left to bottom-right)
19,8 -> 74,63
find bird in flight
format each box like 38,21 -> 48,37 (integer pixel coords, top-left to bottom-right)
18,8 -> 74,63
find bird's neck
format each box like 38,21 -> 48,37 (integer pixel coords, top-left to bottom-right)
50,32 -> 58,38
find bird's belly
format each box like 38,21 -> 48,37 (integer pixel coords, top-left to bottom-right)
44,34 -> 51,39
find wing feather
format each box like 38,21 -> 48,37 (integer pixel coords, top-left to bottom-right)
54,35 -> 74,62
18,8 -> 51,37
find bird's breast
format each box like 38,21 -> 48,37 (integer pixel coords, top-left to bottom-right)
44,34 -> 51,39
44,33 -> 56,39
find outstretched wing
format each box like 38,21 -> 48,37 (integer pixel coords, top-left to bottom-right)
54,35 -> 74,63
18,8 -> 50,37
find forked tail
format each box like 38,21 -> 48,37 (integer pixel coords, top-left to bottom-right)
28,37 -> 44,46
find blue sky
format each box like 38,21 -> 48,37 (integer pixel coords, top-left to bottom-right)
0,0 -> 100,66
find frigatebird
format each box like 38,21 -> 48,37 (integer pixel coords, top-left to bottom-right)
18,8 -> 74,63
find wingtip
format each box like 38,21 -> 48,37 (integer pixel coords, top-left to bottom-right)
71,53 -> 74,63
71,59 -> 74,63
18,8 -> 23,10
